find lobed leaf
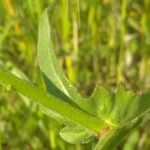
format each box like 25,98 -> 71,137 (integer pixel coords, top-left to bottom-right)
37,8 -> 150,147
138,92 -> 150,115
110,85 -> 139,125
88,85 -> 113,120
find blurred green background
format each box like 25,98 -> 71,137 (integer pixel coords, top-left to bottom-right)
0,0 -> 150,149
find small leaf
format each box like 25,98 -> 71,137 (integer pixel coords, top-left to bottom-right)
89,85 -> 113,120
60,123 -> 94,144
110,85 -> 139,125
138,92 -> 150,115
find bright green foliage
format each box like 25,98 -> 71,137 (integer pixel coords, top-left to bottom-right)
37,8 -> 103,144
37,8 -> 83,104
0,6 -> 150,150
0,67 -> 102,133
88,85 -> 140,126
60,123 -> 94,144
110,85 -> 139,125
88,86 -> 113,120
37,8 -> 92,114
32,7 -> 150,148
138,92 -> 150,115
37,9 -> 150,148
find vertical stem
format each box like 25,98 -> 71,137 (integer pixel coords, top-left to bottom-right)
88,3 -> 101,81
61,0 -> 70,51
35,0 -> 41,21
49,129 -> 56,149
117,0 -> 127,82
60,0 -> 76,84
72,1 -> 79,57
140,0 -> 150,89
76,143 -> 82,150
108,1 -> 117,81
71,0 -> 79,84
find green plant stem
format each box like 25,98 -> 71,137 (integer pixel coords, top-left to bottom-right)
117,0 -> 127,82
0,67 -> 103,133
